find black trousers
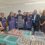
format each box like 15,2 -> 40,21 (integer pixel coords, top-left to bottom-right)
33,23 -> 40,32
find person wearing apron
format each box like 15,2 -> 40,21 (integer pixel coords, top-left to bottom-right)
17,10 -> 24,30
8,12 -> 16,30
26,13 -> 32,30
23,12 -> 27,30
14,13 -> 17,29
1,13 -> 6,31
0,18 -> 4,31
2,17 -> 6,30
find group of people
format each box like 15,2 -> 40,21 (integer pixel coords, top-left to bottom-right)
0,9 -> 45,33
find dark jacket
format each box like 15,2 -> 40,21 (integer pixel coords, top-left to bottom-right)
32,14 -> 40,26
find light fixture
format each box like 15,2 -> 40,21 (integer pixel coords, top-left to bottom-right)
24,1 -> 45,5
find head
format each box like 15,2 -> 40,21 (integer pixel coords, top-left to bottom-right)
9,12 -> 14,16
18,10 -> 21,14
33,9 -> 37,15
42,10 -> 45,16
29,13 -> 32,16
26,12 -> 29,16
1,12 -> 4,18
14,13 -> 16,17
23,12 -> 26,16
0,13 -> 1,17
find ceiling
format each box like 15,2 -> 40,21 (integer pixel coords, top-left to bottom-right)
0,0 -> 45,7
0,0 -> 45,4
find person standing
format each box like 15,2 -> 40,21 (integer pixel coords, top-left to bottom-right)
17,10 -> 24,30
7,12 -> 16,30
14,13 -> 17,29
23,12 -> 27,30
26,13 -> 32,30
32,10 -> 40,32
0,13 -> 4,31
1,13 -> 6,30
40,10 -> 45,33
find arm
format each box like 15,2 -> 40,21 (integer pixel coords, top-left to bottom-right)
0,22 -> 2,27
40,16 -> 43,26
40,21 -> 45,26
41,21 -> 45,25
0,22 -> 4,30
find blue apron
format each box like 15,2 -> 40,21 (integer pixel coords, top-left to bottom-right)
2,17 -> 6,30
9,16 -> 16,30
26,16 -> 32,29
17,15 -> 24,28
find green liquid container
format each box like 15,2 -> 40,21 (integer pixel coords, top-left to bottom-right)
5,36 -> 19,45
0,34 -> 7,44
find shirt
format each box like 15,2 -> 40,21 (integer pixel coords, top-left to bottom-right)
34,15 -> 36,21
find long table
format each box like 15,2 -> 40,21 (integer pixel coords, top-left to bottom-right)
0,30 -> 45,45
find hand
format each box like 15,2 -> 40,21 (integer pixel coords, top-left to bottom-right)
40,24 -> 43,26
40,21 -> 45,26
0,27 -> 4,30
43,21 -> 45,24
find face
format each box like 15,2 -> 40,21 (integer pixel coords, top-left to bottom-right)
0,13 -> 1,17
29,12 -> 32,16
26,12 -> 29,16
29,13 -> 32,16
10,12 -> 14,16
18,11 -> 21,14
23,12 -> 26,15
44,12 -> 45,16
33,10 -> 37,15
14,13 -> 16,16
43,10 -> 45,16
1,13 -> 4,17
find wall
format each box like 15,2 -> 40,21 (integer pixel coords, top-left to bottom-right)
0,2 -> 45,17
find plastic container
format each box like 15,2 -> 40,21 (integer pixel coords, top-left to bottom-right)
23,31 -> 32,35
23,31 -> 32,39
0,34 -> 7,38
5,35 -> 19,45
0,34 -> 7,44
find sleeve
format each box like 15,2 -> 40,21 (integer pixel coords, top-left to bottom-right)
16,15 -> 18,19
22,15 -> 24,19
7,16 -> 9,26
40,16 -> 43,23
0,21 -> 2,27
0,17 -> 2,21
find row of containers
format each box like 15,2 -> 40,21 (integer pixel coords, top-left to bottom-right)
0,31 -> 45,45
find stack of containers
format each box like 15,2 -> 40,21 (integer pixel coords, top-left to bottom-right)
0,34 -> 20,45
0,31 -> 32,45
4,35 -> 19,45
0,34 -> 7,44
17,30 -> 32,45
23,30 -> 32,39
17,15 -> 24,29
